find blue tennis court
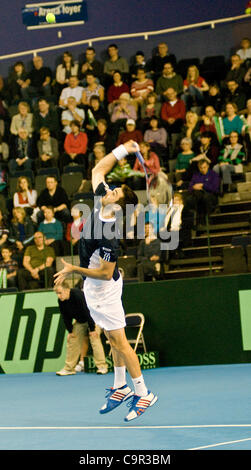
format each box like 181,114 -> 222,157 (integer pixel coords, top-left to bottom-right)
1,363 -> 251,451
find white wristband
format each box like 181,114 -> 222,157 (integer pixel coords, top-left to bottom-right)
112,144 -> 129,161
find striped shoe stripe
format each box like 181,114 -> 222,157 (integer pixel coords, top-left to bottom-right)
111,392 -> 127,401
137,399 -> 151,408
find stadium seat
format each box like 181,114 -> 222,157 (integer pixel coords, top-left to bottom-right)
11,169 -> 34,183
118,255 -> 138,281
61,172 -> 83,198
200,55 -> 227,82
37,167 -> 60,180
63,165 -> 87,177
176,58 -> 200,78
34,174 -> 47,196
223,246 -> 248,274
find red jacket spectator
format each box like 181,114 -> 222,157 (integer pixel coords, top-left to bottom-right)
64,130 -> 88,155
161,99 -> 186,122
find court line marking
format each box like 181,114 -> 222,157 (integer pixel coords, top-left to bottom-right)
189,437 -> 251,450
1,424 -> 251,430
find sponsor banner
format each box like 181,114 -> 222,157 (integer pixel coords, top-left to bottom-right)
239,290 -> 251,350
84,351 -> 159,373
22,1 -> 88,29
0,291 -> 67,374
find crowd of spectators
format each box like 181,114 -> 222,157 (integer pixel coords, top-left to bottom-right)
0,38 -> 250,288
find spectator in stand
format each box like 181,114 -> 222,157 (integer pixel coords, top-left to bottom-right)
116,119 -> 143,146
62,120 -> 88,172
81,72 -> 104,106
199,106 -> 218,139
213,131 -> 246,191
7,61 -> 28,104
9,207 -> 35,254
175,137 -> 195,179
85,96 -> 109,136
21,55 -> 52,102
140,92 -> 162,129
149,42 -> 176,80
55,51 -> 78,90
130,68 -> 154,107
182,65 -> 209,110
59,75 -> 84,108
144,116 -> 168,149
38,206 -> 64,256
103,44 -> 129,82
78,47 -> 103,84
107,157 -> 142,185
179,111 -> 201,147
18,231 -> 55,290
137,221 -> 162,281
0,208 -> 9,248
33,98 -> 60,139
0,135 -> 9,163
61,96 -> 85,135
222,102 -> 244,137
8,128 -> 34,176
222,80 -> 247,113
244,67 -> 251,96
88,118 -> 115,153
10,101 -> 33,137
65,206 -> 85,255
0,246 -> 18,289
156,62 -> 183,99
132,141 -> 161,188
37,176 -> 71,224
130,51 -> 147,80
107,70 -> 130,107
36,127 -> 59,170
203,83 -> 223,113
243,98 -> 251,160
144,116 -> 168,165
160,87 -> 186,135
236,38 -> 251,65
187,159 -> 220,223
13,176 -> 37,217
224,54 -> 247,87
110,92 -> 137,137
55,51 -> 79,97
162,192 -> 194,257
198,131 -> 220,168
86,143 -> 107,180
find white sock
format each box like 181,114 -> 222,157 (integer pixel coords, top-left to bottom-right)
113,366 -> 126,389
132,375 -> 148,397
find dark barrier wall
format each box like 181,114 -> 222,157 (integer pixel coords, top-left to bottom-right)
0,0 -> 246,56
1,273 -> 251,374
122,273 -> 251,367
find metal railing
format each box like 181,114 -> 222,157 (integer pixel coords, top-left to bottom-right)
0,13 -> 249,61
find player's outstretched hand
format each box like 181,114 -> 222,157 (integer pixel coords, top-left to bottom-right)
54,258 -> 74,285
123,140 -> 140,154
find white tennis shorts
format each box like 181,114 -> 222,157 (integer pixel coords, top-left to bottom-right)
83,274 -> 126,331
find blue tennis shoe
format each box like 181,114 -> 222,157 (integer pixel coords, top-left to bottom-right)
124,390 -> 158,421
99,384 -> 134,414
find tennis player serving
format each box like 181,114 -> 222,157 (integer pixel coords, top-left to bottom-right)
54,140 -> 158,421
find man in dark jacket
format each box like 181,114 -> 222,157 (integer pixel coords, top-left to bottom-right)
37,175 -> 71,224
55,281 -> 108,375
187,159 -> 220,223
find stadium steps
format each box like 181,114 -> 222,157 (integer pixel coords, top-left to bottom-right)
164,265 -> 223,280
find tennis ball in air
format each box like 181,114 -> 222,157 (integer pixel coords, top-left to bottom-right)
46,13 -> 56,23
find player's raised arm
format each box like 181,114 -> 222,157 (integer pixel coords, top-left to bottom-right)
91,140 -> 139,192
